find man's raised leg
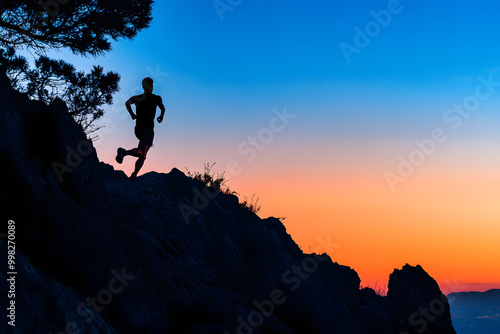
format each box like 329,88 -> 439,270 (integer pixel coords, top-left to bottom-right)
116,147 -> 142,164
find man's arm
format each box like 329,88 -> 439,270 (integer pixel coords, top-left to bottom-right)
157,96 -> 166,123
125,97 -> 137,119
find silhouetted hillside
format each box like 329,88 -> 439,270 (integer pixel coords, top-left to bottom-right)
448,289 -> 500,334
0,66 -> 456,333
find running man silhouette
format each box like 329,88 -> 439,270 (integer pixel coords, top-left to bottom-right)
115,77 -> 165,180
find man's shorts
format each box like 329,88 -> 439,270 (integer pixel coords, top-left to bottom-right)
134,126 -> 154,148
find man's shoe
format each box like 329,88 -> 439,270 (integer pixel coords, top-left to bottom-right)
115,147 -> 125,164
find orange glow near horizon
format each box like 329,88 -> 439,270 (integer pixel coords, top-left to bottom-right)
100,136 -> 500,294
235,165 -> 500,294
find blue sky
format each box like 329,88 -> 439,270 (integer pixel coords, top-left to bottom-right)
81,0 -> 500,138
40,0 -> 500,142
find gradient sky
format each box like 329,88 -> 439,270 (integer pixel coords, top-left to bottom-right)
45,0 -> 500,293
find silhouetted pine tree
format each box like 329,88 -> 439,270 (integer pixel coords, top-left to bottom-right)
0,0 -> 153,138
0,0 -> 153,56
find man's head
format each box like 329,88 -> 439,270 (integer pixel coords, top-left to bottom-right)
142,77 -> 153,93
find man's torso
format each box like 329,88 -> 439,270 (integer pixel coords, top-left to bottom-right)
135,93 -> 160,129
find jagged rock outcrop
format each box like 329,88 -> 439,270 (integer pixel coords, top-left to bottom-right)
0,67 -> 456,334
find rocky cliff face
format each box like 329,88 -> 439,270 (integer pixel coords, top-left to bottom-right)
0,67 -> 456,334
